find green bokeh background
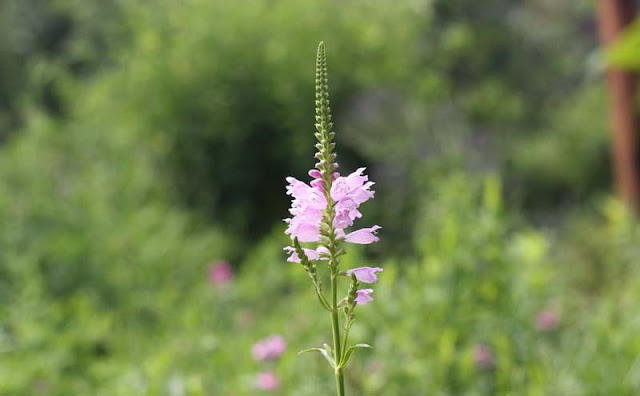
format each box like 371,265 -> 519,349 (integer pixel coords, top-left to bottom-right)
1,0 -> 640,394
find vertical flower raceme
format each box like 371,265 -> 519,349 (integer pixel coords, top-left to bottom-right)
284,42 -> 381,396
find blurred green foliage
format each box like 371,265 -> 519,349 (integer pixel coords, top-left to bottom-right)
0,0 -> 123,139
0,0 -> 605,249
1,0 -> 639,394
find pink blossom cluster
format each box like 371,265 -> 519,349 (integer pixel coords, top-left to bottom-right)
252,335 -> 287,362
535,310 -> 559,331
473,344 -> 494,370
252,335 -> 286,391
284,167 -> 383,305
256,372 -> 279,391
284,170 -> 328,243
208,260 -> 233,287
284,168 -> 379,245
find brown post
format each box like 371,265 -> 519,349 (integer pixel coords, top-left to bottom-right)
598,0 -> 640,209
598,0 -> 639,209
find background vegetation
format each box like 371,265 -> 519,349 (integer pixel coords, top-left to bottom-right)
1,0 -> 639,394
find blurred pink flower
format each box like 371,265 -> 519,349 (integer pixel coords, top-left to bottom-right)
252,335 -> 287,361
535,310 -> 559,331
209,260 -> 233,285
473,344 -> 494,370
256,372 -> 279,391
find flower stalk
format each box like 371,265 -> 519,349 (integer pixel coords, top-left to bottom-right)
331,272 -> 344,395
285,42 -> 382,396
315,41 -> 346,395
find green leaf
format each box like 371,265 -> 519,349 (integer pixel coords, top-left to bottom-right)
340,343 -> 373,367
298,346 -> 335,368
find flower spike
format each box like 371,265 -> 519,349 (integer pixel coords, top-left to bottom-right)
284,42 -> 382,396
314,42 -> 337,188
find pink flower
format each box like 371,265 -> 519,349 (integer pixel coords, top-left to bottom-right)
286,177 -> 326,210
256,372 -> 279,391
355,289 -> 374,305
283,246 -> 319,262
284,168 -> 377,242
535,310 -> 559,331
336,196 -> 361,215
344,226 -> 381,244
285,217 -> 322,242
209,261 -> 233,285
283,246 -> 329,263
333,209 -> 354,229
308,169 -> 322,179
345,267 -> 383,283
284,176 -> 327,242
328,168 -> 375,230
252,335 -> 287,361
330,168 -> 374,204
473,344 -> 494,370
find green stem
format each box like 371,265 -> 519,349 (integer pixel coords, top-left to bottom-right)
331,271 -> 345,396
316,285 -> 331,311
341,324 -> 351,365
335,367 -> 345,396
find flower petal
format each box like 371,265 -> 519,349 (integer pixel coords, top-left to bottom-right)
345,267 -> 383,283
344,226 -> 381,244
355,289 -> 374,305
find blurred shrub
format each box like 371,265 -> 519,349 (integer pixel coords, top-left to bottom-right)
51,0 -> 597,251
553,198 -> 640,296
506,84 -> 610,209
2,1 -> 636,394
353,173 -> 558,394
0,80 -> 233,392
112,0 -> 430,246
0,0 -> 604,252
2,127 -> 640,394
542,198 -> 640,394
0,0 -> 124,140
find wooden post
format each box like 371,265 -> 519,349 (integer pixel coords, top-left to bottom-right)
598,0 -> 639,209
